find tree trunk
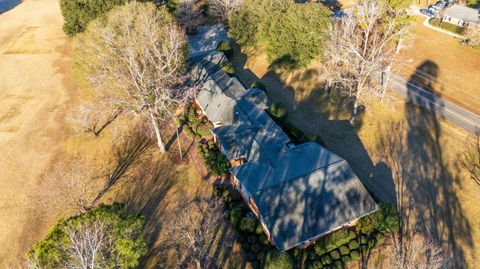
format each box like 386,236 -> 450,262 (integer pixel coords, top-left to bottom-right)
395,36 -> 403,54
149,110 -> 166,153
350,101 -> 359,126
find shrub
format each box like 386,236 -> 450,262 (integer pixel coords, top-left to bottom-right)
375,233 -> 385,246
356,215 -> 374,234
220,61 -> 236,77
329,249 -> 341,260
197,139 -> 230,177
360,234 -> 368,244
259,234 -> 269,246
351,249 -> 360,260
368,238 -> 376,249
348,239 -> 359,250
307,248 -> 316,260
255,224 -> 265,235
217,40 -> 233,57
250,81 -> 266,91
251,244 -> 261,253
339,245 -> 349,255
321,255 -> 332,265
371,203 -> 400,234
341,255 -> 351,264
237,234 -> 246,243
182,106 -> 213,138
238,217 -> 257,233
313,260 -> 323,269
332,260 -> 344,269
229,206 -> 243,226
265,250 -> 294,269
246,253 -> 256,261
302,134 -> 326,147
268,102 -> 288,121
247,235 -> 257,244
60,0 -> 127,36
284,122 -> 304,141
241,243 -> 250,253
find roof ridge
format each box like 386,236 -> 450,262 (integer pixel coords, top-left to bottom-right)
253,159 -> 347,194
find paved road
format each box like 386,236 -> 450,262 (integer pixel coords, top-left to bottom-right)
388,73 -> 480,133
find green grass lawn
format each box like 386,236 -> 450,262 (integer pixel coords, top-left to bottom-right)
429,18 -> 465,35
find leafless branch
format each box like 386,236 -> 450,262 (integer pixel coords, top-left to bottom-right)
387,233 -> 447,269
324,0 -> 410,124
75,2 -> 189,153
207,0 -> 243,22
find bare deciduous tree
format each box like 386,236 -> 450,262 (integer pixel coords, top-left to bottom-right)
324,0 -> 409,125
75,2 -> 190,153
70,102 -> 122,137
164,196 -> 225,268
175,0 -> 202,34
465,26 -> 480,47
462,130 -> 480,186
62,221 -> 111,269
43,159 -> 100,213
207,0 -> 243,22
387,234 -> 447,269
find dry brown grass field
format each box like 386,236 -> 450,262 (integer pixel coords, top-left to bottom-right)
396,16 -> 480,116
0,1 -> 216,267
0,0 -> 77,265
231,44 -> 480,268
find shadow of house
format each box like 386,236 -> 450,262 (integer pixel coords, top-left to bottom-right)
192,51 -> 379,252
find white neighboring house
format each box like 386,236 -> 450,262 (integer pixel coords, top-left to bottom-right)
442,4 -> 480,28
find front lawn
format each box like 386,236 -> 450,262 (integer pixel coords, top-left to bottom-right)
429,18 -> 465,35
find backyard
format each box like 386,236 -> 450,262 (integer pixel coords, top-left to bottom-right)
231,42 -> 480,267
396,16 -> 480,115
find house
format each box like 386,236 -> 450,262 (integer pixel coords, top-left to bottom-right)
192,52 -> 379,251
442,4 -> 480,28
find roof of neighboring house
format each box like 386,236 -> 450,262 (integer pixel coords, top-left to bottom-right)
444,4 -> 480,23
188,24 -> 228,59
193,52 -> 378,251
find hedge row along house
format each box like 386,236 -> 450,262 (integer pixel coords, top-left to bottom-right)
190,50 -> 378,251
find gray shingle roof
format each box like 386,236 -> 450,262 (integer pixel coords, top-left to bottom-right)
194,52 -> 378,251
444,4 -> 480,23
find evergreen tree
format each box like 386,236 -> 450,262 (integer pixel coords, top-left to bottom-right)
27,203 -> 147,268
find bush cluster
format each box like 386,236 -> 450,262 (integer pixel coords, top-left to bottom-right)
220,60 -> 236,77
217,40 -> 234,58
303,203 -> 400,268
197,139 -> 230,177
180,105 -> 213,138
268,102 -> 288,121
212,186 -> 288,269
228,0 -> 331,69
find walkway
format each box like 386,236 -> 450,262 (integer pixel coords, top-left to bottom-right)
422,17 -> 465,39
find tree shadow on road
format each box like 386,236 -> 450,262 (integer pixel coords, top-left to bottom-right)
376,60 -> 473,267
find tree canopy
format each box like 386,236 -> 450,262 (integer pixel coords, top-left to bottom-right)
60,0 -> 126,36
228,0 -> 331,69
28,203 -> 147,268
